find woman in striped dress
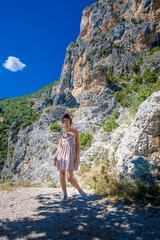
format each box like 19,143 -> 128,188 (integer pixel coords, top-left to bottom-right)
54,112 -> 87,202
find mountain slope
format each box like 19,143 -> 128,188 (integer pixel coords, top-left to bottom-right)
0,0 -> 160,186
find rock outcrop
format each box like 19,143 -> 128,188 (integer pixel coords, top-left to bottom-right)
115,90 -> 160,182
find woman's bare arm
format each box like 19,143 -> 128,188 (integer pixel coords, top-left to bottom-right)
55,132 -> 62,158
75,130 -> 80,164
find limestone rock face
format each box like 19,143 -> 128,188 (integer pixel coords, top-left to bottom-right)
52,0 -> 160,109
115,90 -> 160,182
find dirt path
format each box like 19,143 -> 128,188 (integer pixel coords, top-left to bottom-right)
0,187 -> 160,240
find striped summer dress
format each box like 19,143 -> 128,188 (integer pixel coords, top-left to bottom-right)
56,130 -> 78,171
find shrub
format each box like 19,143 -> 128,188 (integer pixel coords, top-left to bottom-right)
106,48 -> 112,55
92,126 -> 96,132
138,57 -> 143,64
96,66 -> 104,72
80,163 -> 92,174
21,120 -> 32,129
95,161 -> 100,166
113,43 -> 119,48
9,147 -> 15,157
15,125 -> 21,133
45,109 -> 50,114
85,55 -> 91,62
48,182 -> 57,188
13,136 -> 18,143
112,108 -> 119,119
114,90 -> 132,107
89,157 -> 94,161
144,71 -> 158,84
149,46 -> 160,55
107,71 -> 118,85
90,49 -> 97,56
80,132 -> 92,149
50,122 -> 61,132
131,62 -> 140,73
29,100 -> 34,107
132,76 -> 143,86
116,17 -> 125,23
82,161 -> 160,206
135,87 -> 152,106
138,18 -> 143,24
103,109 -> 119,132
131,18 -> 137,24
121,75 -> 132,82
30,114 -> 40,122
103,116 -> 119,132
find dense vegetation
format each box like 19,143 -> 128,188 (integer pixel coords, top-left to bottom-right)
0,80 -> 59,171
112,47 -> 160,113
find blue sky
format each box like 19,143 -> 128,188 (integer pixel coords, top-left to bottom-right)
0,0 -> 96,99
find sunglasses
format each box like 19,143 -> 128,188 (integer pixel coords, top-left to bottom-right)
62,118 -> 69,123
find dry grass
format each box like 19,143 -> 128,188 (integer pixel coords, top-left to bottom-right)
81,160 -> 160,206
0,180 -> 42,191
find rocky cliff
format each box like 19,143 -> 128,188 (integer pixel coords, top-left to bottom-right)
52,0 -> 160,108
0,0 -> 160,186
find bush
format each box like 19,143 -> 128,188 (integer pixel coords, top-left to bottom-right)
80,132 -> 92,149
149,46 -> 160,55
135,87 -> 152,106
106,48 -> 112,55
50,122 -> 61,132
116,17 -> 125,23
103,109 -> 119,132
132,76 -> 143,86
103,116 -> 119,132
21,120 -> 32,129
138,18 -> 143,24
144,71 -> 158,84
107,71 -> 118,86
45,109 -> 50,114
82,161 -> 160,206
112,108 -> 119,119
121,75 -> 132,82
30,114 -> 40,122
131,62 -> 140,73
131,18 -> 137,24
114,90 -> 132,107
80,163 -> 92,174
95,161 -> 100,166
138,57 -> 143,64
13,136 -> 18,143
85,55 -> 91,62
9,147 -> 15,157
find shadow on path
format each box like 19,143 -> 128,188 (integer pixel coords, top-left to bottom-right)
0,190 -> 160,240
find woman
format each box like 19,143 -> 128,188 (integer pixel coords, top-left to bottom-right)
54,112 -> 87,203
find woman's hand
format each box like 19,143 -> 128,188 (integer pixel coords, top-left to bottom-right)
54,160 -> 57,166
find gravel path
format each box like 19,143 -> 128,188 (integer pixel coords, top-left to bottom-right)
0,186 -> 160,240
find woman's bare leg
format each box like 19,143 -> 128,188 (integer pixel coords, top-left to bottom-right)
67,170 -> 82,193
59,170 -> 67,195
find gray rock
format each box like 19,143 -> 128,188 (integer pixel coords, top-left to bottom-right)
115,90 -> 160,182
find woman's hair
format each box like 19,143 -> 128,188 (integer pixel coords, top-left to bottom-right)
61,112 -> 73,126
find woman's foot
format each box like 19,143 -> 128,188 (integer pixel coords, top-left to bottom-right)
79,189 -> 87,200
62,194 -> 68,203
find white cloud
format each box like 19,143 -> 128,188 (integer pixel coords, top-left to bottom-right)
3,56 -> 26,72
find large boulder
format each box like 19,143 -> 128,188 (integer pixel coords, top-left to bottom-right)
115,90 -> 160,183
